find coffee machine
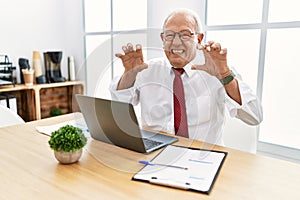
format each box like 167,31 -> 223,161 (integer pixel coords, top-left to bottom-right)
43,51 -> 66,83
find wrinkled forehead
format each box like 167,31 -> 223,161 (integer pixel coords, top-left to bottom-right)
164,13 -> 197,32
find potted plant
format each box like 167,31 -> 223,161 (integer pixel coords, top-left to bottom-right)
48,125 -> 87,164
50,108 -> 63,117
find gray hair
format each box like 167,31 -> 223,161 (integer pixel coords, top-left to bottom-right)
162,8 -> 203,33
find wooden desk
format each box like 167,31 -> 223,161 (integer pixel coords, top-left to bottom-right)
0,113 -> 299,199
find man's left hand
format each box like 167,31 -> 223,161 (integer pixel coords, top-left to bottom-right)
191,41 -> 231,79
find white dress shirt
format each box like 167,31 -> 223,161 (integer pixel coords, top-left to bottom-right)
110,57 -> 263,145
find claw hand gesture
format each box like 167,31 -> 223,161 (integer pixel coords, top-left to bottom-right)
115,43 -> 148,74
115,43 -> 147,90
192,41 -> 230,79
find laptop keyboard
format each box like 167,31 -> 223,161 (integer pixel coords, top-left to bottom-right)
143,138 -> 163,150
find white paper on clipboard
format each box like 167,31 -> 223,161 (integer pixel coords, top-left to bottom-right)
132,145 -> 227,194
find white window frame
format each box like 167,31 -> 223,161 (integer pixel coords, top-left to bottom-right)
82,0 -> 147,92
82,0 -> 300,163
204,0 -> 300,163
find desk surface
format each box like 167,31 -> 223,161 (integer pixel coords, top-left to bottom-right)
0,113 -> 299,200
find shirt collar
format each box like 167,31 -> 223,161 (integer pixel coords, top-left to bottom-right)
166,59 -> 196,78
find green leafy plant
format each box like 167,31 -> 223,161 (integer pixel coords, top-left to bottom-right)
48,125 -> 87,152
50,108 -> 63,117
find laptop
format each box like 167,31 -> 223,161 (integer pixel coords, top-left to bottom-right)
76,95 -> 178,153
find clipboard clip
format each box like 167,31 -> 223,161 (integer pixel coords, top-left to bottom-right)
150,177 -> 190,190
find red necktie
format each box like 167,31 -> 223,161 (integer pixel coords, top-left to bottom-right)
173,68 -> 189,138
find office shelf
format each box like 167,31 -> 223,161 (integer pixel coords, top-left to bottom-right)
0,81 -> 84,121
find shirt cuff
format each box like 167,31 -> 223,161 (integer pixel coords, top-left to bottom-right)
109,76 -> 138,105
225,76 -> 257,117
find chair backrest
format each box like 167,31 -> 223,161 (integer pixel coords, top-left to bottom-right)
0,105 -> 25,128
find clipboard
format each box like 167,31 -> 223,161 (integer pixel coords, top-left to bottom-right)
132,145 -> 227,194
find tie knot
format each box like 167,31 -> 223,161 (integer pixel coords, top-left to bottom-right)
173,68 -> 185,75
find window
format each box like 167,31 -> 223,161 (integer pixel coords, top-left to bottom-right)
259,0 -> 300,160
83,0 -> 147,97
206,30 -> 260,92
206,0 -> 263,25
83,0 -> 300,161
113,0 -> 147,31
206,0 -> 300,161
268,0 -> 300,22
84,0 -> 111,32
260,28 -> 300,150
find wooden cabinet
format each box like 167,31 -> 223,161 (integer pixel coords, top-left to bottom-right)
0,81 -> 84,122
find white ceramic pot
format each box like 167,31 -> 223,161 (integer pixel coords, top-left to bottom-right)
54,149 -> 83,164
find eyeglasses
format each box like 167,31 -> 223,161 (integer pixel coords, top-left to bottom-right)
162,30 -> 197,41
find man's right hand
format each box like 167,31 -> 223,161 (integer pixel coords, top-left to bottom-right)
115,43 -> 148,90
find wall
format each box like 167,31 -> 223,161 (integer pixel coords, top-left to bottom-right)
62,0 -> 85,81
0,0 -> 85,83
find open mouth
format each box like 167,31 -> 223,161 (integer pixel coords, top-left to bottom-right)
171,49 -> 185,54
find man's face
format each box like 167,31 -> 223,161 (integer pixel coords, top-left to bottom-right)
161,13 -> 203,68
